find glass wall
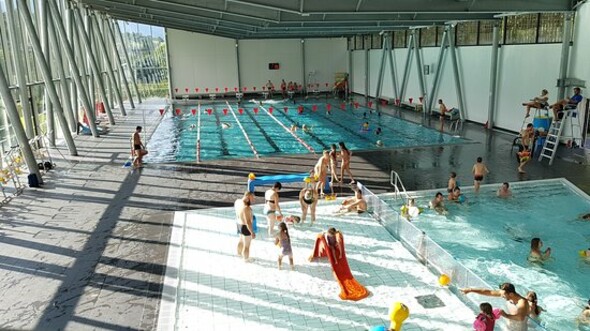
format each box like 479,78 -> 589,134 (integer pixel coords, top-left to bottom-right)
347,13 -> 567,50
0,0 -> 168,170
117,22 -> 168,98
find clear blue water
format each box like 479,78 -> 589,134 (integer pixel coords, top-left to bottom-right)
381,179 -> 590,331
146,100 -> 466,163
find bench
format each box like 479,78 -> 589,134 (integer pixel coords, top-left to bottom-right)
400,102 -> 423,111
248,173 -> 331,193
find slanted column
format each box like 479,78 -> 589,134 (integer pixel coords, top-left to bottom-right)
16,0 -> 78,155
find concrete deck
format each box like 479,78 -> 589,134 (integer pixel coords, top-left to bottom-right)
0,96 -> 588,330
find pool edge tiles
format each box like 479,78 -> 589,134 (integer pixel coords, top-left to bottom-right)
158,199 -> 476,330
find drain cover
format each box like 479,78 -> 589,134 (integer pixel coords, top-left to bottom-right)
415,294 -> 446,309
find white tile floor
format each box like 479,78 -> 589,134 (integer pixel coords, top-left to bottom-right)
158,199 -> 476,331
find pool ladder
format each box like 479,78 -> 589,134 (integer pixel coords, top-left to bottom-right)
390,171 -> 411,201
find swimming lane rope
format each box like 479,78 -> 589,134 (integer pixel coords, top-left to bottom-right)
225,101 -> 260,158
196,102 -> 201,163
258,103 -> 315,154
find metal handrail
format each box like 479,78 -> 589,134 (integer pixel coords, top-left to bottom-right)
390,170 -> 410,200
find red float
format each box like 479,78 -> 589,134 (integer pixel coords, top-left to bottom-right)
409,97 -> 414,104
205,88 -> 209,92
174,88 -> 178,93
207,108 -> 212,115
175,108 -> 181,116
340,103 -> 346,110
368,101 -> 373,107
195,88 -> 199,93
234,87 -> 238,92
395,98 -> 400,106
215,87 -> 219,92
185,88 -> 189,93
159,108 -> 165,116
326,104 -> 332,111
312,105 -> 318,112
283,106 -> 288,113
238,108 -> 244,114
297,105 -> 304,114
253,87 -> 256,91
191,108 -> 196,116
381,100 -> 387,106
243,87 -> 248,91
225,87 -> 228,92
325,83 -> 329,87
223,108 -> 228,115
419,96 -> 424,103
253,107 -> 259,114
268,107 -> 273,114
354,102 -> 359,109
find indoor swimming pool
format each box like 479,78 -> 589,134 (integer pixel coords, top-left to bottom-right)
380,179 -> 590,331
145,100 -> 467,163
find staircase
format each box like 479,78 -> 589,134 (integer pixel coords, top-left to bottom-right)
538,108 -> 581,165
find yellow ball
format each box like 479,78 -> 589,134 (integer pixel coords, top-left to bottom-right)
248,173 -> 256,180
579,250 -> 587,257
313,174 -> 319,181
438,274 -> 451,286
304,177 -> 311,183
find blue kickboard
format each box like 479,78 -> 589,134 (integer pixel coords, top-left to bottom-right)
248,173 -> 330,192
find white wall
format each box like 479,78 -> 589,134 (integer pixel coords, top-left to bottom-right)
167,29 -> 238,93
167,29 -> 347,94
304,38 -> 348,91
351,50 -> 366,95
570,2 -> 590,89
352,42 -> 562,132
238,39 -> 303,90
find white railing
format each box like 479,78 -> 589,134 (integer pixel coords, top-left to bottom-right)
357,181 -> 545,331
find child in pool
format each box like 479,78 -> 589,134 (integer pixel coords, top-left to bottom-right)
274,222 -> 294,270
528,237 -> 551,262
473,302 -> 496,331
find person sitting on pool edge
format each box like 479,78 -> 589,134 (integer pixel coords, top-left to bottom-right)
497,182 -> 512,198
337,189 -> 367,214
528,237 -> 551,262
429,192 -> 447,215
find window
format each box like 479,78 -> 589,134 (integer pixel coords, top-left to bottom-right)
354,35 -> 364,50
456,21 -> 478,46
393,30 -> 406,48
420,27 -> 437,47
371,33 -> 382,49
505,14 -> 538,44
436,27 -> 446,46
538,13 -> 564,43
478,21 -> 497,45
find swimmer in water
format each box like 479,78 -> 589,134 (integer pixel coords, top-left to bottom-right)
376,140 -> 383,147
302,124 -> 312,133
221,122 -> 232,129
290,124 -> 298,132
580,213 -> 590,220
190,124 -> 196,130
528,237 -> 551,262
362,122 -> 369,131
375,127 -> 382,135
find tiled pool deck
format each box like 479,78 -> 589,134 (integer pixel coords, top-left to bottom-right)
158,199 -> 475,331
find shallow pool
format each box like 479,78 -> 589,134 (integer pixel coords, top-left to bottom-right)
381,179 -> 590,331
145,100 -> 467,163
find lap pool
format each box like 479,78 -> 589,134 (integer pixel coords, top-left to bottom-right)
379,178 -> 590,331
145,100 -> 467,163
